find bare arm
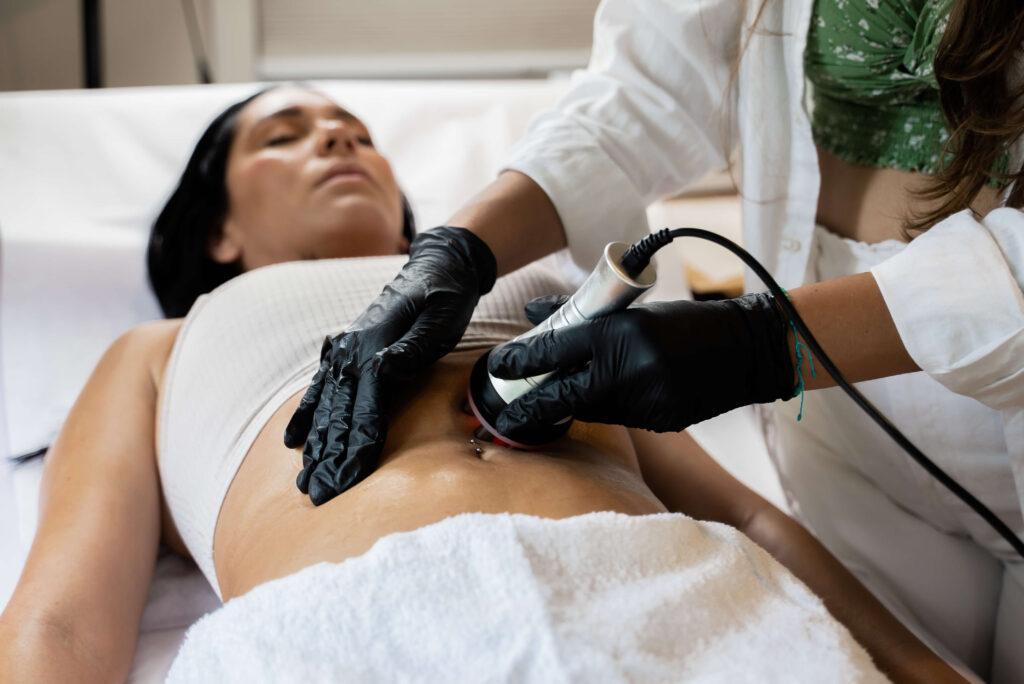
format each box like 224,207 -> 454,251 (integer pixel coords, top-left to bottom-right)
447,170 -> 567,277
0,321 -> 178,682
781,272 -> 919,389
454,172 -> 916,387
629,428 -> 965,684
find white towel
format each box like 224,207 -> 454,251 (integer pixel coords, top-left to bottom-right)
166,512 -> 886,683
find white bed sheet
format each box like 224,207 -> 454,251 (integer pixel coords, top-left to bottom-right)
0,80 -> 774,681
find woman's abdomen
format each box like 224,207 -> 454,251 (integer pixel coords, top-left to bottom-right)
213,351 -> 666,600
815,146 -> 1002,243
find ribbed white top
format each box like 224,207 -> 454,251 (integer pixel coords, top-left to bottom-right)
158,256 -> 571,597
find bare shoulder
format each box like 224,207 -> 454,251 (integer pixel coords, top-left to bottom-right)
124,317 -> 183,346
117,318 -> 184,387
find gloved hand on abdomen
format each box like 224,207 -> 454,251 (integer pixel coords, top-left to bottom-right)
284,226 -> 497,506
487,293 -> 796,440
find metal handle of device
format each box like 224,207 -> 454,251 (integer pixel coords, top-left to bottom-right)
488,241 -> 657,405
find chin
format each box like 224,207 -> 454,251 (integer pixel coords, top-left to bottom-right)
304,193 -> 402,254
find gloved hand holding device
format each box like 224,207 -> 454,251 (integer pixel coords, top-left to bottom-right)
487,293 -> 796,440
284,226 -> 497,506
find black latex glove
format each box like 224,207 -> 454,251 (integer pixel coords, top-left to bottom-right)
284,226 -> 497,505
488,293 -> 796,440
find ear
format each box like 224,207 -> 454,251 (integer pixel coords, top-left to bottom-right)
209,219 -> 244,264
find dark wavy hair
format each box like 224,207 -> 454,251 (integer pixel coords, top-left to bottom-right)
737,0 -> 1024,233
910,0 -> 1024,232
147,86 -> 416,318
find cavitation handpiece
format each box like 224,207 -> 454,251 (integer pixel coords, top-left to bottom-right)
467,241 -> 657,448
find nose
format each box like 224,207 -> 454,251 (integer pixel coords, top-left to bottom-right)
317,120 -> 357,156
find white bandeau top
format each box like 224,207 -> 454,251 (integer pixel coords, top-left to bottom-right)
158,256 -> 572,598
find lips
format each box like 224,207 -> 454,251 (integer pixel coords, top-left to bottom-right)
316,162 -> 371,188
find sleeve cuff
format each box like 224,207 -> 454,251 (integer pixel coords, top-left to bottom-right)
501,111 -> 651,274
870,208 -> 1024,410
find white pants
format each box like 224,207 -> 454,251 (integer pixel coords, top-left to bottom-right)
769,227 -> 1024,682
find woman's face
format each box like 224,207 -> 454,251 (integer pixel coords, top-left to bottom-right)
213,87 -> 407,270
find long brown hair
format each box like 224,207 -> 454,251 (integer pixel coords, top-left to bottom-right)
733,0 -> 1024,232
911,0 -> 1024,232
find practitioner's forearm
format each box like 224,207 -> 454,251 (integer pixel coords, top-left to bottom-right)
744,508 -> 966,683
783,272 -> 919,390
447,170 -> 567,277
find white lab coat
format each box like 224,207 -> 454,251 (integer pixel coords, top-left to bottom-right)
502,0 -> 1024,677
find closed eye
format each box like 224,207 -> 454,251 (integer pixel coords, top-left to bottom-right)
266,135 -> 298,147
356,135 -> 374,147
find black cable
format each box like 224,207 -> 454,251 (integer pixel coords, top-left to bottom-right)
625,227 -> 1024,559
180,0 -> 213,84
12,447 -> 48,465
82,0 -> 102,88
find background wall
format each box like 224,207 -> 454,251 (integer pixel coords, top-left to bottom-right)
259,0 -> 598,78
0,0 -> 601,91
0,0 -> 211,91
1,0 -> 84,90
103,0 -> 207,87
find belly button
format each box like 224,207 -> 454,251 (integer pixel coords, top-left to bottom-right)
468,438 -> 484,458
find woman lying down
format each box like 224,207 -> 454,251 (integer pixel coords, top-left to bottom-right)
0,86 -> 962,683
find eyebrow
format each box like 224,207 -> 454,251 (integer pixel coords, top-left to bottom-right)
251,105 -> 362,132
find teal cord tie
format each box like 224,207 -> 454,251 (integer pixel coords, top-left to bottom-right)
780,287 -> 816,421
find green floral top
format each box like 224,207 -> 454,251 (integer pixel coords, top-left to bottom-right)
804,0 -> 1006,178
